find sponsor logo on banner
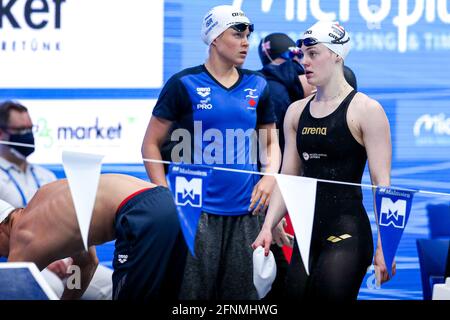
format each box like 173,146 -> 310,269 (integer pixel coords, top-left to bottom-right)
0,0 -> 65,52
168,164 -> 212,257
413,113 -> 450,145
25,99 -> 154,163
0,0 -> 65,30
396,100 -> 449,160
57,118 -> 122,140
175,176 -> 202,207
375,187 -> 415,277
234,0 -> 450,53
34,117 -> 123,147
379,198 -> 407,229
0,1 -> 163,88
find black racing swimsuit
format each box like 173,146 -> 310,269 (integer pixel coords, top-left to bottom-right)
286,90 -> 374,301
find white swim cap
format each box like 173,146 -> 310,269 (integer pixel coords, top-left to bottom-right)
201,5 -> 252,46
0,199 -> 15,224
299,20 -> 351,60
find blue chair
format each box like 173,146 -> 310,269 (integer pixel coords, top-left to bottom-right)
426,203 -> 450,239
416,239 -> 449,300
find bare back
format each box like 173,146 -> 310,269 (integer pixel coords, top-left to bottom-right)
8,174 -> 155,270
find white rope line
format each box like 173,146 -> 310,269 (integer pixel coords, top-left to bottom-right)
0,141 -> 35,148
142,158 -> 450,198
1,140 -> 449,197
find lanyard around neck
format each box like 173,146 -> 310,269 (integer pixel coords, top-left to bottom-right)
0,165 -> 41,207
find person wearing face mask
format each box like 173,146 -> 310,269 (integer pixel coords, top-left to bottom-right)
0,101 -> 54,208
0,100 -> 114,300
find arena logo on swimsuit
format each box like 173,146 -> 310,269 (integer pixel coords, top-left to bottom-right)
302,127 -> 327,135
196,87 -> 211,98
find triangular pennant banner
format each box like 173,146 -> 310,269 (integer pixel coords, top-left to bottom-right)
375,187 -> 415,277
275,174 -> 317,275
62,150 -> 104,251
167,163 -> 212,257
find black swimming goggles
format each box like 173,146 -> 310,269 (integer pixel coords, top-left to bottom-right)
230,23 -> 254,33
279,46 -> 303,60
296,30 -> 350,47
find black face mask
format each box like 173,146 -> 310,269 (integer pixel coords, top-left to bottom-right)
8,131 -> 35,157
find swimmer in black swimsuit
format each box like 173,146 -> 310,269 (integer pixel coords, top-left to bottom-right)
252,20 -> 395,300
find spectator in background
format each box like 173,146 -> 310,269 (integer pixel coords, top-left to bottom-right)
0,100 -> 113,300
258,33 -> 315,155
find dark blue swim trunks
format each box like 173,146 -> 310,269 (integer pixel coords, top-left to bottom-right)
112,186 -> 186,300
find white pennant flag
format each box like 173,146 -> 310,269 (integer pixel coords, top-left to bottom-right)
62,150 -> 104,251
275,174 -> 317,275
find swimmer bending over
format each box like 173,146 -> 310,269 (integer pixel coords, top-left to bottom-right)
0,174 -> 185,300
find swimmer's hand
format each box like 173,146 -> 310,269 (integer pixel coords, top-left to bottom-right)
47,258 -> 72,279
252,226 -> 273,256
272,218 -> 294,248
373,245 -> 397,285
249,176 -> 276,215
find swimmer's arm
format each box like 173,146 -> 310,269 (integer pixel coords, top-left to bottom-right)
266,102 -> 303,228
361,99 -> 391,231
256,122 -> 281,176
60,246 -> 99,300
360,98 -> 391,188
360,98 -> 393,284
249,122 -> 281,213
253,102 -> 303,254
141,116 -> 172,187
